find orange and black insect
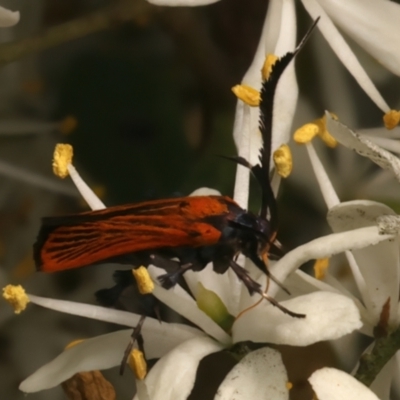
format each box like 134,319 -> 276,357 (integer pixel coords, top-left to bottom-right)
34,21 -> 318,317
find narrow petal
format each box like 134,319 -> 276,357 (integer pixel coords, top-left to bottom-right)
0,6 -> 19,27
318,0 -> 400,76
189,187 -> 221,196
233,0 -> 296,202
28,294 -> 205,358
326,113 -> 400,184
20,330 -> 133,392
233,103 -> 252,207
152,284 -> 231,345
328,201 -> 400,325
270,226 -> 395,296
232,292 -> 361,345
20,324 -> 209,393
215,347 -> 289,400
184,264 -> 240,317
305,142 -> 340,209
146,0 -> 220,5
270,0 -> 298,152
301,0 -> 389,111
133,337 -> 223,400
309,368 -> 380,400
148,266 -> 231,345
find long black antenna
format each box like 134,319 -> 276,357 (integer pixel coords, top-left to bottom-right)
254,18 -> 320,230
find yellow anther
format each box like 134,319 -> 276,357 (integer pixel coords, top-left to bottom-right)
53,143 -> 73,179
231,84 -> 260,107
383,110 -> 400,130
59,116 -> 78,135
314,258 -> 329,280
293,113 -> 338,148
262,54 -> 279,81
129,349 -> 147,380
293,122 -> 319,143
273,144 -> 292,178
2,284 -> 30,314
65,339 -> 85,350
132,267 -> 154,294
286,381 -> 293,390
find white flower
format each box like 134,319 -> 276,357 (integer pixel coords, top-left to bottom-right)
17,162 -> 375,396
154,0 -> 400,114
294,115 -> 400,398
0,5 -> 19,27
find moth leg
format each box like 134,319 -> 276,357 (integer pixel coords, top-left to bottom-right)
229,260 -> 262,295
229,260 -> 305,318
158,263 -> 193,289
120,314 -> 146,375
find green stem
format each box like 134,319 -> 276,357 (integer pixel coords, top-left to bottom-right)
355,325 -> 400,386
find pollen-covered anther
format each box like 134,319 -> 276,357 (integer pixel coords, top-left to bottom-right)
53,143 -> 73,179
314,258 -> 329,280
286,381 -> 293,390
262,54 -> 279,81
2,284 -> 30,314
231,84 -> 260,107
273,144 -> 292,178
129,349 -> 147,380
59,116 -> 78,135
132,267 -> 154,294
383,109 -> 400,130
293,113 -> 338,148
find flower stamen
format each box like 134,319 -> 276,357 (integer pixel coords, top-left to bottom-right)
262,54 -> 279,81
313,258 -> 330,280
294,113 -> 338,148
132,267 -> 154,294
231,84 -> 260,107
53,143 -> 73,179
383,110 -> 400,130
129,349 -> 147,380
273,144 -> 292,178
2,284 -> 30,314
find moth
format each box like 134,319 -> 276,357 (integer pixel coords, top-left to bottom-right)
34,20 -> 318,318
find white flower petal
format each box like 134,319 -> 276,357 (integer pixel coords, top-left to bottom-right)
301,0 -> 389,111
189,187 -> 221,196
28,294 -> 205,359
318,0 -> 400,76
232,291 -> 361,345
271,0 -> 298,152
133,337 -> 223,400
326,113 -> 400,184
305,142 -> 340,209
328,201 -> 400,325
309,367 -> 380,400
233,0 -> 297,201
0,6 -> 19,27
148,273 -> 231,345
146,0 -> 220,5
215,347 -> 289,400
270,226 -> 395,296
184,264 -> 240,316
233,103 -> 252,207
